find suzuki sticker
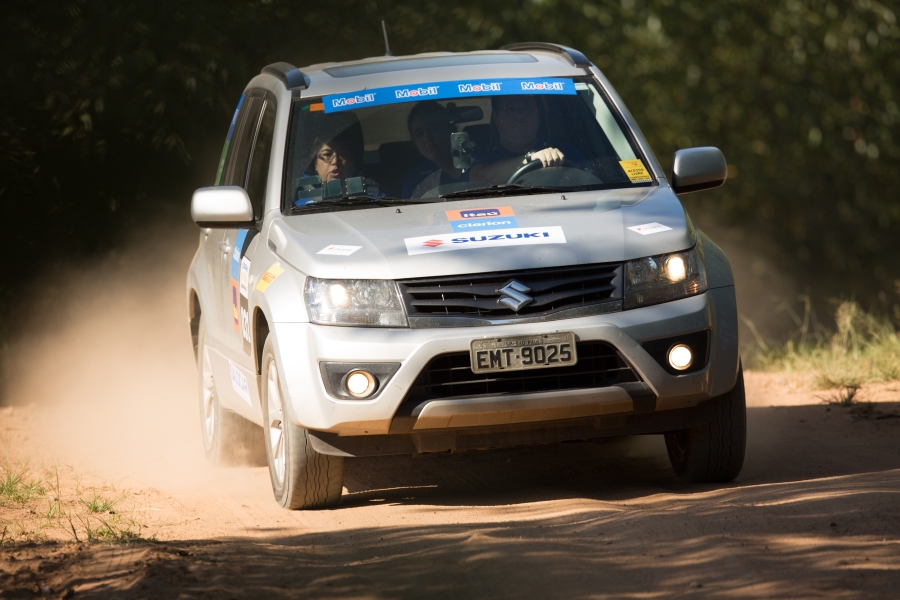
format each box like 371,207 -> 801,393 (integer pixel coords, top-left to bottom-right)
405,227 -> 566,255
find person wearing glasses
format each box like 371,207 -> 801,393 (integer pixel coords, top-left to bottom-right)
306,119 -> 364,184
293,114 -> 368,206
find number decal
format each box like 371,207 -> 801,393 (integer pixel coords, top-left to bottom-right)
521,347 -> 532,364
559,343 -> 572,362
546,345 -> 559,363
534,346 -> 546,363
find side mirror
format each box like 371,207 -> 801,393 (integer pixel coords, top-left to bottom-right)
671,147 -> 727,195
191,186 -> 256,229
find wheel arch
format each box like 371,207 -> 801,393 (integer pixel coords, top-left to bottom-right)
253,306 -> 271,375
189,289 -> 202,362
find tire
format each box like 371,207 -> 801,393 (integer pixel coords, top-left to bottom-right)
260,334 -> 344,509
197,320 -> 266,466
664,364 -> 747,483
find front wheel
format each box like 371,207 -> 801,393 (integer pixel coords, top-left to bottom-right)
664,364 -> 747,483
261,335 -> 344,509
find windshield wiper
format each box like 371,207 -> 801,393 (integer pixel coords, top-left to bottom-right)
291,196 -> 425,212
439,184 -> 567,199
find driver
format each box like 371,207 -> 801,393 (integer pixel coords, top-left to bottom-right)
469,95 -> 584,185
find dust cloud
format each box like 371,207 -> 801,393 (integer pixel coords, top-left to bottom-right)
0,206 -> 793,493
688,210 -> 802,354
0,214 -> 256,492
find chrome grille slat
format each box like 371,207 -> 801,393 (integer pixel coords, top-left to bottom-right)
398,262 -> 622,323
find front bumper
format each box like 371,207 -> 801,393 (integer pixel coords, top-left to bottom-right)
271,287 -> 738,441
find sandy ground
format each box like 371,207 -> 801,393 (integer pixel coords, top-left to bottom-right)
1,219 -> 899,598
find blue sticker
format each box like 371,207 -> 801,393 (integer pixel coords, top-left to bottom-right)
226,94 -> 245,142
450,218 -> 519,232
323,78 -> 576,113
230,229 -> 249,280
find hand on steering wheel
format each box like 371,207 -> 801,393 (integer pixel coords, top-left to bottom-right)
527,147 -> 566,168
506,147 -> 577,184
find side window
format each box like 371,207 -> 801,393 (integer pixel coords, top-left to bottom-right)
214,94 -> 245,186
223,94 -> 263,187
244,94 -> 277,218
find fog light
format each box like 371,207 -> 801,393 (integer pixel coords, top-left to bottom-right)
344,370 -> 376,398
667,344 -> 693,371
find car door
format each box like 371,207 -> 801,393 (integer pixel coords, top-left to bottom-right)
197,93 -> 258,354
199,92 -> 265,415
217,91 -> 265,360
224,92 -> 277,367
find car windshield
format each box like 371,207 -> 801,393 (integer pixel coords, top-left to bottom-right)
284,76 -> 653,213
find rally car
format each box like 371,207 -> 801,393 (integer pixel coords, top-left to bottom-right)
187,42 -> 744,509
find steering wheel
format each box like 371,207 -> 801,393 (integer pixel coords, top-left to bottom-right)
506,159 -> 580,185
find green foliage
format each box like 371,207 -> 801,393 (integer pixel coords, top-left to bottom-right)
0,469 -> 46,503
80,490 -> 118,514
751,300 -> 900,386
1,0 -> 897,310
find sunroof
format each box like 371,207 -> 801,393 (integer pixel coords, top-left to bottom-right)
324,54 -> 537,78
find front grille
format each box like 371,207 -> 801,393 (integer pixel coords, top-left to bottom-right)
397,341 -> 638,415
397,262 -> 622,324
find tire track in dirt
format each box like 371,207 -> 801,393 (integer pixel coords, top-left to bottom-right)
1,216 -> 899,597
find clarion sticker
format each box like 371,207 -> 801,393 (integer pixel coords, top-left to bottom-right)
627,222 -> 673,235
405,227 -> 566,255
317,245 -> 362,256
446,206 -> 518,232
229,360 -> 252,405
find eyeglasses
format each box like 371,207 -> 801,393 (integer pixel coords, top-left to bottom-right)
316,150 -> 350,164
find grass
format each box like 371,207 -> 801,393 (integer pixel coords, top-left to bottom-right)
0,464 -> 148,545
0,469 -> 46,503
746,299 -> 900,388
820,384 -> 862,406
80,490 -> 118,514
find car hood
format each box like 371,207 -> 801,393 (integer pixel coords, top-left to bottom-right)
269,185 -> 695,280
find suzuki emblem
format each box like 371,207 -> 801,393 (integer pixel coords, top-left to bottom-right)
497,280 -> 533,312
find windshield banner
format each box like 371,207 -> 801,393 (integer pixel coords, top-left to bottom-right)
323,78 -> 576,113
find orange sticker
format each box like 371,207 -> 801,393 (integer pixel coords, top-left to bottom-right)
256,265 -> 285,292
445,206 -> 515,221
310,103 -> 325,112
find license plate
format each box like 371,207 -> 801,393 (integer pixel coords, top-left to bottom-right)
470,332 -> 577,374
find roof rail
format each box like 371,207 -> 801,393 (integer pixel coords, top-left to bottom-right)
499,42 -> 592,68
260,62 -> 310,90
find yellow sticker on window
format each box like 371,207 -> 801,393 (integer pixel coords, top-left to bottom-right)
619,159 -> 653,183
256,264 -> 285,292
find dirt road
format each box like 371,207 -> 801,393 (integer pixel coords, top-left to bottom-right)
2,219 -> 899,598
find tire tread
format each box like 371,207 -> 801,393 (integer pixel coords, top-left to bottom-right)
665,365 -> 746,483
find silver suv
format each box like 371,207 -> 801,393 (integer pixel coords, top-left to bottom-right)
187,43 -> 744,510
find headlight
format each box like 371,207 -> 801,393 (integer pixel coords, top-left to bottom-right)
304,278 -> 408,327
624,245 -> 707,309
